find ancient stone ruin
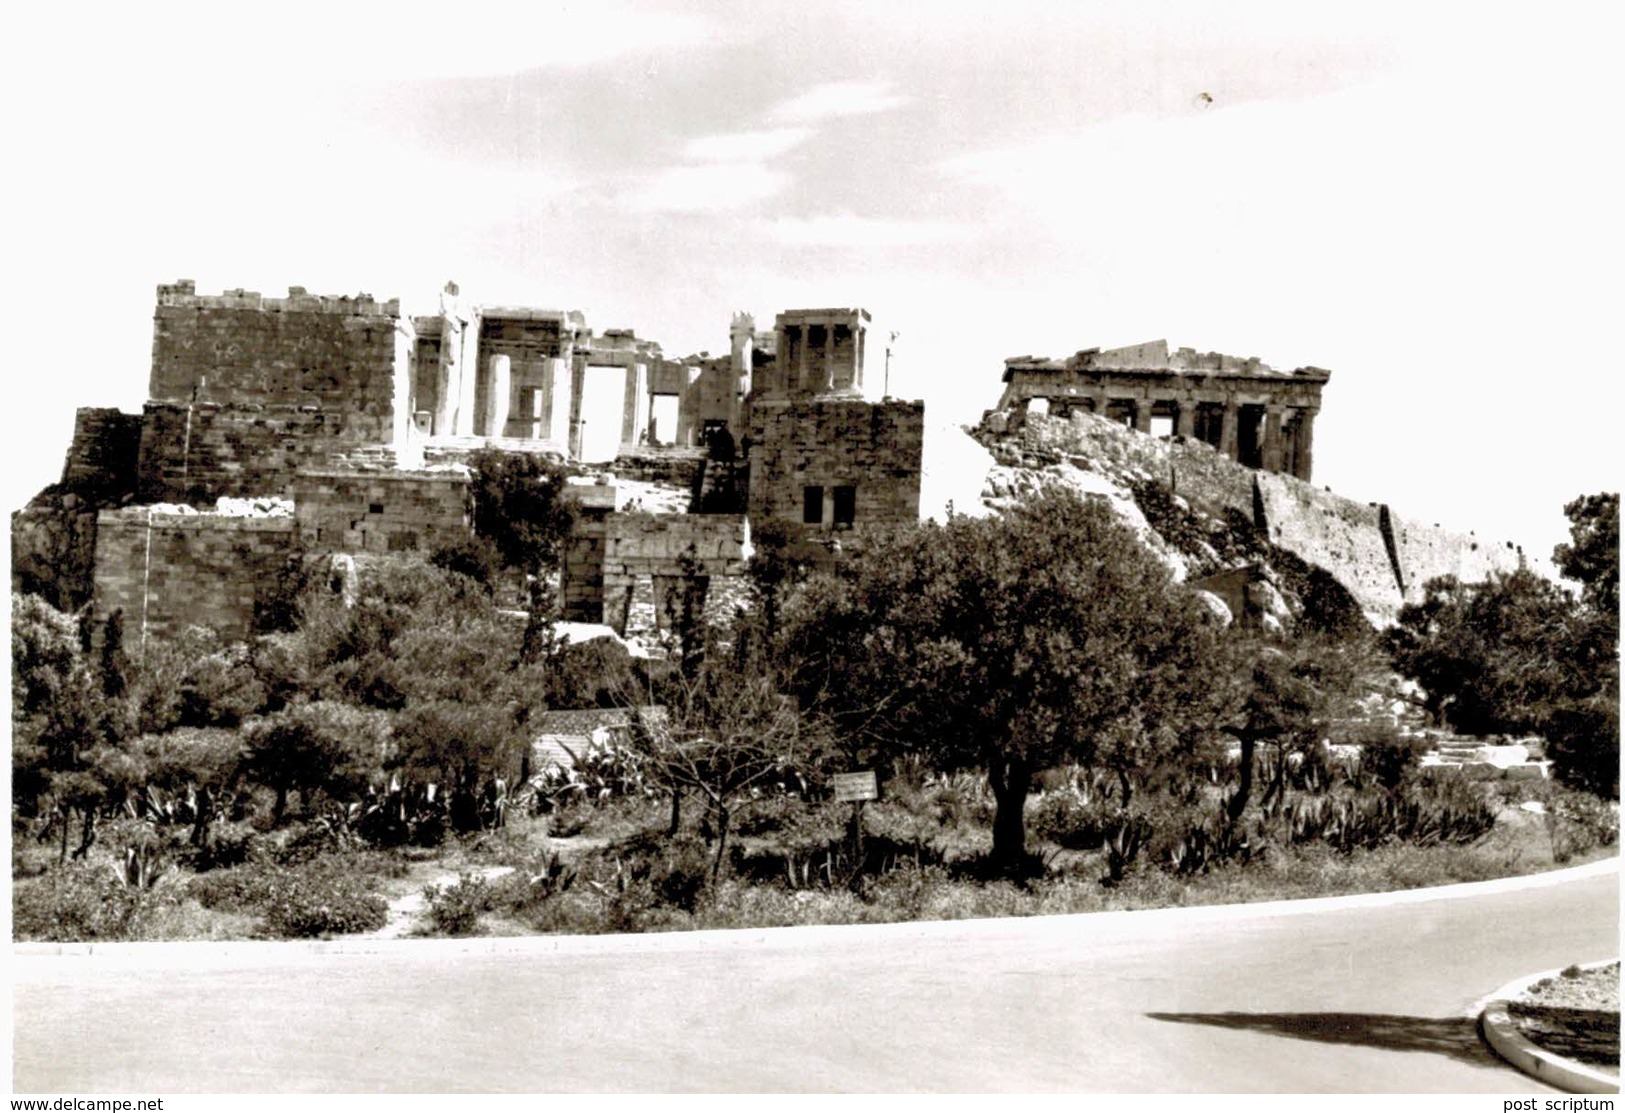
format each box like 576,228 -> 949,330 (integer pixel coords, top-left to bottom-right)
19,281 -> 927,645
999,339 -> 1329,480
11,277 -> 1529,649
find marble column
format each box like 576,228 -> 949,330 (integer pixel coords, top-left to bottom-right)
1175,402 -> 1196,439
1293,408 -> 1317,481
1132,400 -> 1152,433
1262,405 -> 1285,473
1219,401 -> 1239,460
794,326 -> 808,394
568,360 -> 586,459
484,354 -> 511,437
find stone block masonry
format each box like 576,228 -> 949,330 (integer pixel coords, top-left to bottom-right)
1253,472 -> 1405,622
149,281 -> 408,417
136,403 -> 390,504
746,398 -> 924,532
92,508 -> 298,646
62,408 -> 144,498
563,511 -> 750,632
293,469 -> 471,554
1384,506 -> 1524,602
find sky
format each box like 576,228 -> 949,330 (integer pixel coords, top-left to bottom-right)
4,1 -> 1620,560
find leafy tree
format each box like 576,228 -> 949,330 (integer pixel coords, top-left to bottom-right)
131,727 -> 248,847
1385,570 -> 1581,736
782,490 -> 1227,876
466,449 -> 575,579
1216,639 -> 1350,821
11,594 -> 121,858
1547,492 -> 1619,795
1554,492 -> 1619,620
391,700 -> 527,833
429,534 -> 503,595
744,517 -> 800,643
1387,494 -> 1619,797
243,703 -> 392,824
121,626 -> 268,736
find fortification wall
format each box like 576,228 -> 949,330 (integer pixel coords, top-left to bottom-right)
92,508 -> 298,644
149,282 -> 408,417
62,408 -> 144,497
1253,472 -> 1404,622
984,411 -> 1525,628
136,403 -> 388,504
1385,508 -> 1523,602
746,398 -> 924,529
293,469 -> 470,554
601,512 -> 749,634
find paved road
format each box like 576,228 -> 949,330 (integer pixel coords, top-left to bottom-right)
12,862 -> 1618,1092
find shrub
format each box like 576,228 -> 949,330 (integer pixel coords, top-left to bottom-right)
645,833 -> 713,911
734,793 -> 809,837
12,864 -> 182,942
188,857 -> 388,938
483,852 -> 578,921
425,874 -> 490,936
261,873 -> 388,938
1346,723 -> 1424,792
428,536 -> 502,594
1542,786 -> 1620,863
1030,790 -> 1118,851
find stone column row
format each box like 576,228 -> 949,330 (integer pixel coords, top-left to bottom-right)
1067,391 -> 1316,480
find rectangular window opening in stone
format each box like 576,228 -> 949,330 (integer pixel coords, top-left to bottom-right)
832,485 -> 856,526
368,502 -> 384,514
802,485 -> 824,525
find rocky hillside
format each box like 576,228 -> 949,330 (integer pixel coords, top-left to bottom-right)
970,408 -> 1528,631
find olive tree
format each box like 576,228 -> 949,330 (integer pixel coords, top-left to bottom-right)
782,489 -> 1227,876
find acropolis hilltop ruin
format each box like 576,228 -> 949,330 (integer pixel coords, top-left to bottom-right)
999,339 -> 1329,481
11,278 -> 1526,648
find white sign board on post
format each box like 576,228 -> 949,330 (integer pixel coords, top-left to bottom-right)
832,771 -> 878,803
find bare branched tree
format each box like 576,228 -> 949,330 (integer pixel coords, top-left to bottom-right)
625,646 -> 824,879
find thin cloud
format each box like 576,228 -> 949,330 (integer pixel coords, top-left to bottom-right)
623,163 -> 790,213
763,213 -> 973,249
684,128 -> 812,163
769,80 -> 910,123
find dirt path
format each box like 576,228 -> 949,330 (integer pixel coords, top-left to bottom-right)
368,864 -> 516,940
360,832 -> 608,940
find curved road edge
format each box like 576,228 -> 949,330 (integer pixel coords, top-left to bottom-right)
13,853 -> 1618,966
1479,959 -> 1622,1095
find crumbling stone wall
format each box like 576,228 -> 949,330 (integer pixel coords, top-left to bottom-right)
562,511 -> 748,632
602,513 -> 748,634
92,508 -> 298,645
746,398 -> 924,532
149,281 -> 409,422
12,409 -> 146,610
137,282 -> 414,503
136,403 -> 387,504
62,408 -> 144,499
610,448 -> 708,493
293,469 -> 470,554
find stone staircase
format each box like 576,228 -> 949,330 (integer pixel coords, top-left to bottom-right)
1419,732 -> 1550,781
